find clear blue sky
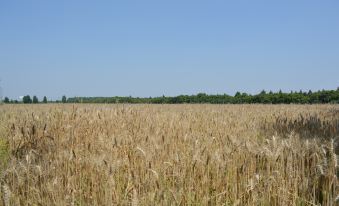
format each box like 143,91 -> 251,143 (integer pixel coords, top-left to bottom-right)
1,1 -> 339,100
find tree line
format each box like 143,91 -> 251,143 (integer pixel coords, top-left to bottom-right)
3,95 -> 67,104
68,88 -> 339,104
2,88 -> 339,104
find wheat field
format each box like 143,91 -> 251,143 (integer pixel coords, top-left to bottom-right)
0,104 -> 338,205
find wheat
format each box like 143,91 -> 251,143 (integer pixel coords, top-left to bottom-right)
0,104 -> 337,205
1,184 -> 10,206
132,188 -> 138,206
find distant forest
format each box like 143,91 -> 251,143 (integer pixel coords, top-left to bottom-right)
3,88 -> 339,104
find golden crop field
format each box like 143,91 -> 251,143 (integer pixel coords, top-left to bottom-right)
0,104 -> 338,205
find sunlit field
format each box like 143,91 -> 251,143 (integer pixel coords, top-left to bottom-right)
0,104 -> 338,205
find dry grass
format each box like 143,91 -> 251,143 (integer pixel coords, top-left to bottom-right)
0,104 -> 338,205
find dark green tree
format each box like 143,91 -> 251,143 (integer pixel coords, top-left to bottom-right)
62,95 -> 67,103
33,96 -> 39,104
4,97 -> 10,103
234,92 -> 241,97
23,95 -> 32,104
43,96 -> 48,103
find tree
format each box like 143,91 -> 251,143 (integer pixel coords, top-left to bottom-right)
62,95 -> 67,103
23,95 -> 32,104
43,96 -> 48,103
33,96 -> 39,104
4,97 -> 9,103
234,92 -> 241,97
